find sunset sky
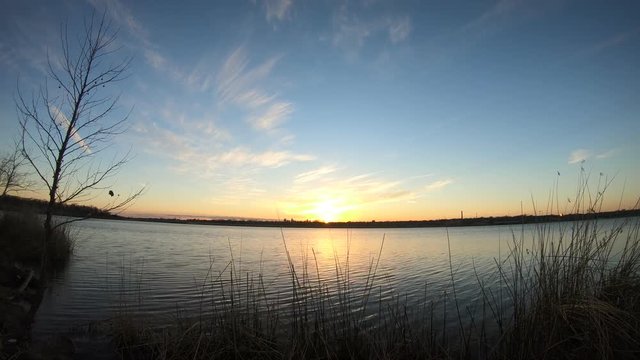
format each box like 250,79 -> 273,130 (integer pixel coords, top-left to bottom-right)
1,0 -> 639,222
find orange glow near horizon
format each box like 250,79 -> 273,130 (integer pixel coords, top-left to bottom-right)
116,181 -> 640,222
308,199 -> 344,223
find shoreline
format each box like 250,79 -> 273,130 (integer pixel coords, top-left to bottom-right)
2,195 -> 639,230
120,208 -> 640,229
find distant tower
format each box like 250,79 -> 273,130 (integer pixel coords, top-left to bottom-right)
461,210 -> 464,220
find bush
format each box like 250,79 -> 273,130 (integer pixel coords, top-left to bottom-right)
0,211 -> 74,271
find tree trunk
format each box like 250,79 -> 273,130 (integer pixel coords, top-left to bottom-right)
42,158 -> 62,277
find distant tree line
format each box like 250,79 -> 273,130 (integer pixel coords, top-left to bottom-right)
0,194 -> 119,219
128,208 -> 640,229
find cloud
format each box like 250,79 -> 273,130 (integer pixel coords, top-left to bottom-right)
568,149 -> 592,164
130,45 -> 305,185
214,47 -> 295,134
0,11 -> 60,75
87,0 -> 149,42
234,89 -> 276,108
264,0 -> 293,23
136,120 -> 312,177
214,147 -> 314,168
144,49 -> 167,69
295,165 -> 338,184
208,176 -> 269,205
216,47 -> 280,105
194,120 -> 232,140
595,149 -> 617,159
425,179 -> 453,192
249,102 -> 293,130
332,10 -> 375,53
567,148 -> 618,164
50,106 -> 91,154
88,0 -> 184,78
388,17 -> 411,43
420,0 -> 559,66
331,5 -> 412,60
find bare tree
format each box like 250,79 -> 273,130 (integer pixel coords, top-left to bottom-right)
16,14 -> 143,270
0,144 -> 33,196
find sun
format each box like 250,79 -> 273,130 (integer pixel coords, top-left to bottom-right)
311,199 -> 344,223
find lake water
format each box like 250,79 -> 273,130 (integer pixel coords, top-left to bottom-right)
32,217 -> 637,338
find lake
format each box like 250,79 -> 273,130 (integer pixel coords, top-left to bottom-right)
32,217 -> 636,339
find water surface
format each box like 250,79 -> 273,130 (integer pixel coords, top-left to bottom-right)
33,217 -> 635,337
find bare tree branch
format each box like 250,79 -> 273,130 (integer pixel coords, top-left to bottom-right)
16,12 -> 142,272
0,143 -> 35,196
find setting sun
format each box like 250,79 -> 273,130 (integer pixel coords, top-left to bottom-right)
309,199 -> 347,223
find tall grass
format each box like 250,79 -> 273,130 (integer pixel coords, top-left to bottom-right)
0,211 -> 74,271
109,183 -> 640,359
485,212 -> 640,359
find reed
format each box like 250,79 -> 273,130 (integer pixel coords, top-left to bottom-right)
0,210 -> 74,271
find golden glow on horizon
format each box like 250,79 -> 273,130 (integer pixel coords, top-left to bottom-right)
309,199 -> 344,223
118,178 -> 639,222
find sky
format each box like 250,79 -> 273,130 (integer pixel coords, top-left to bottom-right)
0,0 -> 639,222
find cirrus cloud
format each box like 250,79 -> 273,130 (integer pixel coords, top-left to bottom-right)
568,149 -> 591,164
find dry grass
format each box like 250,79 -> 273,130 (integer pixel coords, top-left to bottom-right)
0,211 -> 74,271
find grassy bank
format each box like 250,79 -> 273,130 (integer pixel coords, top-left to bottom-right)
0,211 -> 74,357
0,211 -> 74,271
106,214 -> 640,360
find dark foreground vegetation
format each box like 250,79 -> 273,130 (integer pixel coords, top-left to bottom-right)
104,214 -> 640,360
0,211 -> 74,357
0,195 -> 120,220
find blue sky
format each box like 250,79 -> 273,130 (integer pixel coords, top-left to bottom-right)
1,0 -> 639,221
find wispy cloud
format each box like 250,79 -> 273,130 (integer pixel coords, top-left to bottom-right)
425,179 -> 453,192
88,0 -> 184,79
135,119 -> 311,178
50,106 -> 91,154
295,165 -> 338,184
595,149 -> 617,159
0,12 -> 59,75
332,5 -> 412,60
249,102 -> 293,131
388,16 -> 411,43
568,149 -> 592,164
234,89 -> 275,108
458,0 -> 521,36
208,176 -> 269,205
214,147 -> 314,168
214,47 -> 294,134
215,47 -> 280,107
421,0 -> 558,66
332,9 -> 374,54
264,0 -> 294,23
87,0 -> 149,42
568,148 -> 618,164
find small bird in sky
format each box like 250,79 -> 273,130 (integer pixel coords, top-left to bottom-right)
108,190 -> 114,197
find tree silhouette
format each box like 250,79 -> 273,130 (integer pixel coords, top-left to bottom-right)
16,14 -> 143,272
0,143 -> 33,196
